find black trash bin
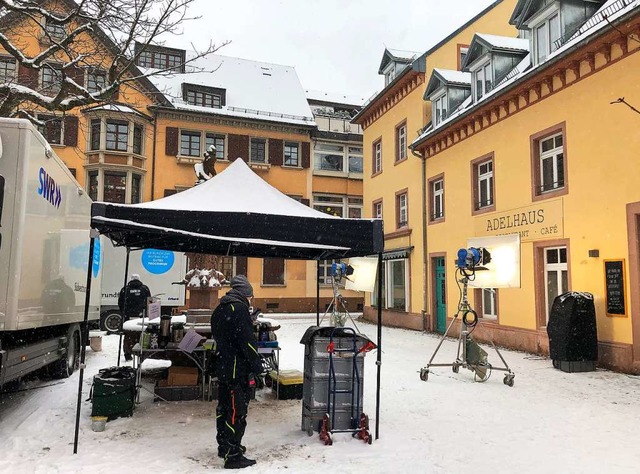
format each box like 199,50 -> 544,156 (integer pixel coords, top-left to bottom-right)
547,292 -> 598,373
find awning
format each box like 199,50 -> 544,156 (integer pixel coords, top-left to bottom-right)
382,246 -> 413,260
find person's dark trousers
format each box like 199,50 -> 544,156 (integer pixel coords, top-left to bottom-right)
217,380 -> 251,460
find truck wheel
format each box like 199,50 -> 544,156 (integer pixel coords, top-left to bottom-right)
101,311 -> 123,332
51,324 -> 80,379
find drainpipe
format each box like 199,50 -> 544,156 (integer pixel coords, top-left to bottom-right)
411,147 -> 428,332
150,109 -> 158,200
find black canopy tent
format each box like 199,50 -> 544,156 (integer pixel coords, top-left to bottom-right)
74,159 -> 384,452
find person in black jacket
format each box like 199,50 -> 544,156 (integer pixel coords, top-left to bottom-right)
211,275 -> 263,470
118,274 -> 151,323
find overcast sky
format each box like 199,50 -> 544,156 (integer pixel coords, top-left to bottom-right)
169,0 -> 498,101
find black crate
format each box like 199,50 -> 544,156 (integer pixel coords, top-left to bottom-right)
154,382 -> 201,402
273,381 -> 303,400
553,360 -> 597,373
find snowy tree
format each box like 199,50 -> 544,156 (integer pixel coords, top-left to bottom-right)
0,0 -> 226,121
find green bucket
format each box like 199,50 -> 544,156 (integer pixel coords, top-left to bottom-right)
90,366 -> 136,421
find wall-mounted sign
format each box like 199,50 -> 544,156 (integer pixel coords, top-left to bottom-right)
474,199 -> 563,242
604,259 -> 627,317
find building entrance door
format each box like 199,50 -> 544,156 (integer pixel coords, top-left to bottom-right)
435,257 -> 447,333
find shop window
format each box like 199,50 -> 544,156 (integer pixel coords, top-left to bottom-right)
475,288 -> 498,320
373,258 -> 408,311
263,257 -> 285,285
313,194 -> 362,218
544,246 -> 568,323
87,170 -> 143,204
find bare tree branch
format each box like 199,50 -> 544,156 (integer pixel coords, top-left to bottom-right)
0,0 -> 226,122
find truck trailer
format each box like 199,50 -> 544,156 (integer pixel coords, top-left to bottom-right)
0,118 -> 101,387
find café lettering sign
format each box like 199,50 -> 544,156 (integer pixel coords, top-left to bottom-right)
474,199 -> 563,242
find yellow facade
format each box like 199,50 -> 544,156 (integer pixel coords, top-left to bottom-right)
395,2 -> 639,373
356,0 -> 519,329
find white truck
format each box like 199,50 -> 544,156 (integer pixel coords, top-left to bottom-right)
0,118 -> 102,387
99,240 -> 186,331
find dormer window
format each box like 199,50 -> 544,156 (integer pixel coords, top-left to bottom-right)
474,61 -> 493,100
44,18 -> 66,40
135,42 -> 185,72
433,93 -> 447,126
182,84 -> 226,109
527,5 -> 561,65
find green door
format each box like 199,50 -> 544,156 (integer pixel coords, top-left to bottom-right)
435,258 -> 447,333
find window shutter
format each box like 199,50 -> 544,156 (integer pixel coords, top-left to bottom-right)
263,258 -> 285,285
67,66 -> 85,88
63,116 -> 78,146
268,139 -> 283,166
301,142 -> 311,169
235,256 -> 248,276
228,134 -> 249,162
164,189 -> 177,197
165,127 -> 179,156
301,198 -> 310,207
18,64 -> 39,89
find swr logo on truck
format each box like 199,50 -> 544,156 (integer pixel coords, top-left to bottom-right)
37,167 -> 62,208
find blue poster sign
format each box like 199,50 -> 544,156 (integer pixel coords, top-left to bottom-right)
141,249 -> 175,275
93,239 -> 101,278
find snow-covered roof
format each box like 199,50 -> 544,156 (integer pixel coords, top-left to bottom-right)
475,33 -> 529,52
386,48 -> 420,61
83,103 -> 151,119
145,54 -> 315,127
378,47 -> 420,74
413,1 -> 639,146
305,89 -> 366,107
433,69 -> 472,85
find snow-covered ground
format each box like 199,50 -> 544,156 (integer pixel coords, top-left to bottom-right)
1,315 -> 639,473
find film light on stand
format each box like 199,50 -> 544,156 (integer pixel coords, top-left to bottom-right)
467,234 -> 521,289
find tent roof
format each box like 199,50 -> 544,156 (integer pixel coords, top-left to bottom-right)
91,159 -> 384,260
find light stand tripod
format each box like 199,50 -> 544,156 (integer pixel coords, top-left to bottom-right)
319,263 -> 360,332
420,266 -> 515,387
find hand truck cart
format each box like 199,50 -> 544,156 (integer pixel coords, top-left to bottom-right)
319,327 -> 373,445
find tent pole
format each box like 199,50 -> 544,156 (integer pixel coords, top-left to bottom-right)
316,260 -> 320,326
375,252 -> 383,440
73,231 -> 97,454
117,248 -> 131,366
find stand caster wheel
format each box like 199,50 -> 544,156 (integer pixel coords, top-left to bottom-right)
452,364 -> 459,373
420,368 -> 429,381
503,374 -> 515,387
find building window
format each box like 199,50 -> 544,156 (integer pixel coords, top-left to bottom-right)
0,58 -> 16,83
315,143 -> 344,171
262,257 -> 285,285
103,171 -> 127,203
250,138 -> 266,163
205,133 -> 225,159
373,199 -> 383,219
458,45 -> 469,70
319,259 -> 341,285
37,115 -> 63,145
217,256 -> 235,281
180,130 -> 201,157
137,49 -> 183,70
88,171 -> 98,200
471,153 -> 495,212
90,119 -> 101,150
473,61 -> 492,101
373,258 -> 408,311
396,122 -> 407,162
531,124 -> 567,200
133,124 -> 143,155
396,190 -> 408,229
131,174 -> 141,204
186,89 -> 221,108
533,11 -> 561,64
544,246 -> 568,323
87,70 -> 106,93
430,176 -> 444,221
482,289 -> 497,319
44,19 -> 65,40
41,64 -> 62,95
373,140 -> 382,174
433,94 -> 448,126
284,142 -> 299,167
313,194 -> 362,218
348,147 -> 363,173
106,120 -> 129,151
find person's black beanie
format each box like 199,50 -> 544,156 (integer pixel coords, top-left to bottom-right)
230,275 -> 253,298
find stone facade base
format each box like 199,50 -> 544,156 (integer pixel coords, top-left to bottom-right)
361,307 -> 639,374
185,296 -> 364,314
